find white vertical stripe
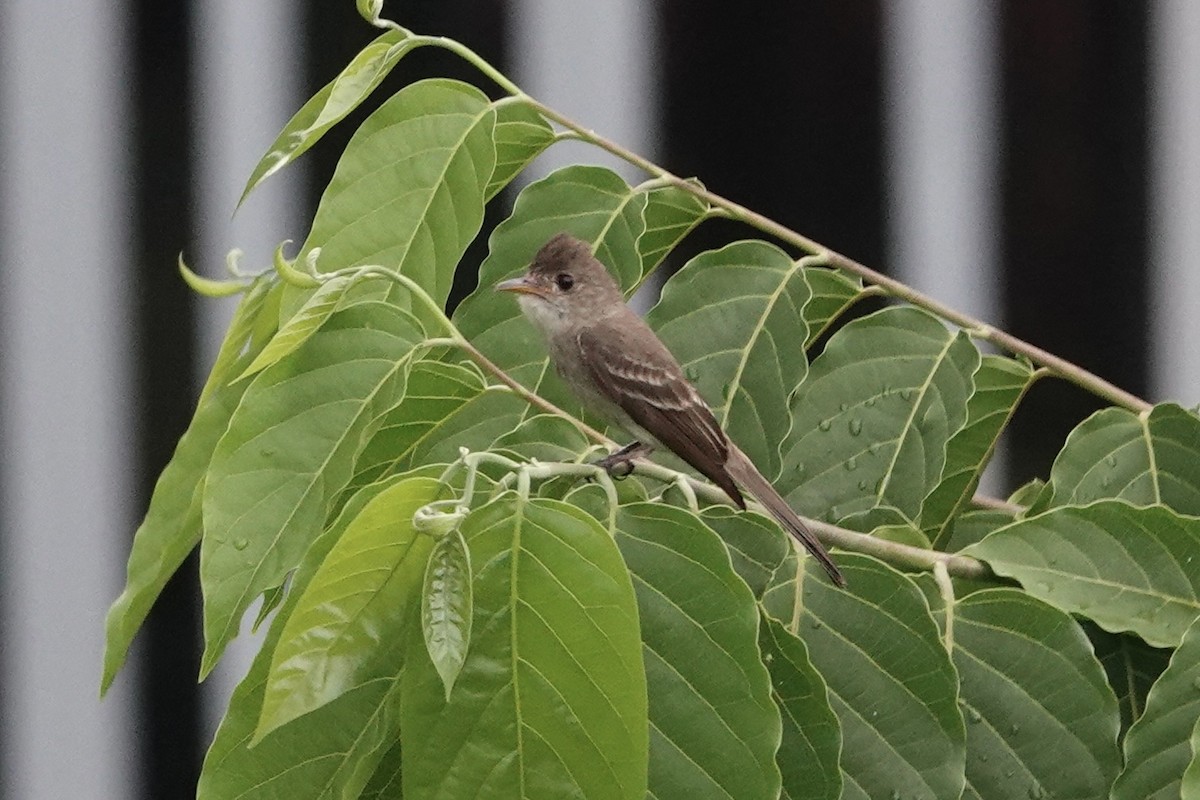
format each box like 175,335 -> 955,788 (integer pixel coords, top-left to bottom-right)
509,0 -> 660,186
883,0 -> 1005,493
0,2 -> 138,798
1149,0 -> 1200,404
191,0 -> 306,737
509,0 -> 661,310
883,0 -> 1001,323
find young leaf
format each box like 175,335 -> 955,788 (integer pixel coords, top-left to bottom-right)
400,495 -> 647,800
614,503 -> 782,800
198,274 -> 280,403
253,476 -> 444,740
299,78 -> 498,310
452,165 -> 649,413
760,617 -> 842,800
101,381 -> 248,695
486,99 -> 555,200
421,526 -> 472,702
1112,614 -> 1200,799
1047,402 -> 1200,513
921,355 -> 1035,546
778,306 -> 980,521
949,590 -> 1120,800
235,274 -> 354,382
794,554 -> 966,800
200,302 -> 422,675
648,240 -> 811,479
239,28 -> 419,203
197,475 -> 422,800
965,501 -> 1200,647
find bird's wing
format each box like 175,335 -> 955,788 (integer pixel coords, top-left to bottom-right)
577,325 -> 745,508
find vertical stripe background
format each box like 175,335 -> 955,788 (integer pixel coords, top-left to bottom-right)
0,2 -> 1195,797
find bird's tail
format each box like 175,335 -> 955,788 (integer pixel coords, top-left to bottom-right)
725,446 -> 846,588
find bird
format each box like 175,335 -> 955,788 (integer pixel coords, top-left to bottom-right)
495,232 -> 845,587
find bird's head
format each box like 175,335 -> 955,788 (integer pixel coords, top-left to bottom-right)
495,233 -> 625,329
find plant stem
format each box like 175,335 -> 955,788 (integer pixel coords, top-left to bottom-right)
525,100 -> 1150,413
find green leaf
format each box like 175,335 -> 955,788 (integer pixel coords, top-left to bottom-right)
101,382 -> 248,695
493,413 -> 592,462
778,306 -> 980,521
760,617 -> 842,800
1088,625 -> 1171,733
359,736 -> 404,800
965,501 -> 1200,648
614,503 -> 781,800
240,29 -> 419,203
452,165 -> 648,416
299,78 -> 497,310
401,495 -> 647,800
200,302 -> 422,674
921,355 -> 1035,546
198,274 -> 281,402
941,508 -> 1016,553
801,266 -> 866,346
796,554 -> 966,800
637,183 -> 708,271
700,506 -> 792,601
648,240 -> 810,479
198,475 -> 420,800
1048,403 -> 1200,513
421,527 -> 472,702
1184,722 -> 1200,800
1112,614 -> 1200,799
238,29 -> 417,205
345,360 -> 487,492
254,476 -> 443,740
486,99 -> 555,200
236,274 -> 355,381
391,387 -> 528,468
949,590 -> 1119,800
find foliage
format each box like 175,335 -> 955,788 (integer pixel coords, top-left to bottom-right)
103,8 -> 1200,799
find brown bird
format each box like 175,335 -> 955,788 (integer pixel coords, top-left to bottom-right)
496,232 -> 845,587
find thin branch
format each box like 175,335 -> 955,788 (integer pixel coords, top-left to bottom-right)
512,101 -> 1151,414
629,460 -> 995,583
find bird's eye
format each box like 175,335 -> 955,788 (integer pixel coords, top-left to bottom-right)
555,273 -> 574,291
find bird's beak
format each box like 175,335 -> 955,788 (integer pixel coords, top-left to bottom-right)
495,275 -> 545,297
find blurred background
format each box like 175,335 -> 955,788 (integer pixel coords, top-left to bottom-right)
1,1 -> 1197,797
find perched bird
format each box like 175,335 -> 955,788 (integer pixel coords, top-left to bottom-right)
496,232 -> 845,587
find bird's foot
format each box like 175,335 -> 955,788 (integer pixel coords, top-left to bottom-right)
592,441 -> 651,480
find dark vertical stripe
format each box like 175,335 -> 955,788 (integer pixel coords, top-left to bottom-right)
1000,2 -> 1148,483
131,1 -> 203,797
660,2 -> 886,271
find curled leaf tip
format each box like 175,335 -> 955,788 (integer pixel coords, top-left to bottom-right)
223,248 -> 247,278
178,253 -> 252,297
272,241 -> 320,288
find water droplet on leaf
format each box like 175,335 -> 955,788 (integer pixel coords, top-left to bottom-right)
845,457 -> 857,472
233,538 -> 249,551
967,708 -> 983,723
818,418 -> 833,432
849,418 -> 863,436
